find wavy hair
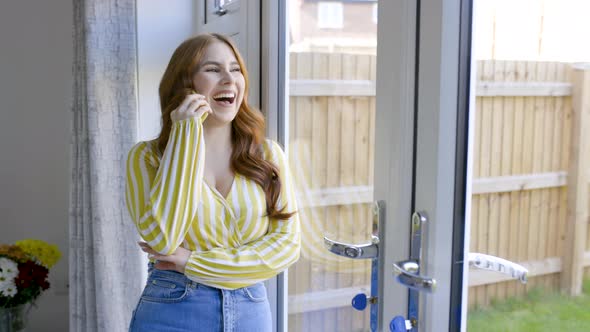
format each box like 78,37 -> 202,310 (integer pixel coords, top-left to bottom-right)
155,33 -> 295,220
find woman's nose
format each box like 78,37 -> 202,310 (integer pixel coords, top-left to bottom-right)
221,70 -> 235,84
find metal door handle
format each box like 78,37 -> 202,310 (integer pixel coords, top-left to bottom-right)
323,235 -> 379,259
393,260 -> 437,293
214,0 -> 228,16
468,253 -> 528,284
323,200 -> 383,260
323,201 -> 384,332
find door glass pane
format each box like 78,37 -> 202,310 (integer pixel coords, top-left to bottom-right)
467,1 -> 590,330
286,1 -> 378,331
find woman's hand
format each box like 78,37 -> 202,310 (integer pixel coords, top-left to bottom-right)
170,92 -> 212,123
138,242 -> 191,273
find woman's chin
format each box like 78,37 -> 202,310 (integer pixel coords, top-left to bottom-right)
207,109 -> 238,125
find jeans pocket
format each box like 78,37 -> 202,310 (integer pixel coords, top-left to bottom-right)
241,283 -> 268,303
140,276 -> 189,303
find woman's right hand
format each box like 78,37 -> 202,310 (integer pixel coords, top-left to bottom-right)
170,93 -> 212,123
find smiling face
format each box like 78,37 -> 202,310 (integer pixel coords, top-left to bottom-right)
192,41 -> 246,125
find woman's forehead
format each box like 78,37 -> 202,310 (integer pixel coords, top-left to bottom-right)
200,41 -> 238,63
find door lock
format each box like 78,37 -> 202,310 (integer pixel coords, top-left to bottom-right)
392,211 -> 437,293
391,211 -> 435,332
323,200 -> 385,332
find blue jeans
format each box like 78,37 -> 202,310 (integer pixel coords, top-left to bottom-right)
129,265 -> 272,332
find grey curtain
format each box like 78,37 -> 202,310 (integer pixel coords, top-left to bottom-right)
70,0 -> 146,331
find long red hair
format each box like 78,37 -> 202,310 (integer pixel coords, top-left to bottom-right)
155,33 -> 295,220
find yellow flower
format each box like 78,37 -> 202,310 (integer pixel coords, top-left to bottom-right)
0,245 -> 28,263
15,239 -> 61,269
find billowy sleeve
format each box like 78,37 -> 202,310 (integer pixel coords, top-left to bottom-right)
125,115 -> 206,255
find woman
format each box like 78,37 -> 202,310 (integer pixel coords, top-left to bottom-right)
125,33 -> 301,332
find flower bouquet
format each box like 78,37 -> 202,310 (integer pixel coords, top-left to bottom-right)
0,239 -> 61,332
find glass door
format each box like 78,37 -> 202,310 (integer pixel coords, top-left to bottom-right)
274,0 -> 590,331
282,0 -> 469,331
284,0 -> 382,331
465,0 -> 590,331
283,0 -> 471,329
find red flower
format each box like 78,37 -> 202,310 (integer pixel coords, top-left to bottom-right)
15,261 -> 48,290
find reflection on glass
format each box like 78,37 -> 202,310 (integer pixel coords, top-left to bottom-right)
467,0 -> 590,330
287,1 -> 378,331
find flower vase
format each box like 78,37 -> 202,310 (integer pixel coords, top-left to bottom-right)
0,305 -> 29,332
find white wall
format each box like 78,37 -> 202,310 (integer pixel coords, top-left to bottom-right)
137,0 -> 197,141
0,1 -> 72,331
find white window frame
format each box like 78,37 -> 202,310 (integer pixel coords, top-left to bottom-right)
372,3 -> 378,24
317,2 -> 344,29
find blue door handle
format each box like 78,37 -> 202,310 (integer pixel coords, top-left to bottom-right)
390,315 -> 412,331
352,293 -> 378,311
352,293 -> 368,310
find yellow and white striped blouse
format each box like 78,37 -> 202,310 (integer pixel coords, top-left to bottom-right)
125,114 -> 301,289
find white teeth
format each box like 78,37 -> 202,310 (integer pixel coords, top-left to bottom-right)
212,92 -> 235,99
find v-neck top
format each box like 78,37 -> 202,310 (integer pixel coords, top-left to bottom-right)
125,115 -> 301,289
203,174 -> 236,201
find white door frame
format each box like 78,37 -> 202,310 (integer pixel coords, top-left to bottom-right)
261,1 -> 287,331
374,0 -> 418,329
413,0 -> 471,330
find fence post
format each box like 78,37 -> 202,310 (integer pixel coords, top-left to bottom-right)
562,64 -> 590,296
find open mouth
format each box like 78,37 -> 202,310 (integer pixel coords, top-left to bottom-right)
212,92 -> 236,106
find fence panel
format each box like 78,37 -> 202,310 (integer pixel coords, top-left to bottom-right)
287,52 -> 376,331
287,53 -> 587,317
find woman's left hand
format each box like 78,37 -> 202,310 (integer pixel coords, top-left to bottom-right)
138,242 -> 191,273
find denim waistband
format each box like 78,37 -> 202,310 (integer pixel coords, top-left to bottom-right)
147,263 -> 219,290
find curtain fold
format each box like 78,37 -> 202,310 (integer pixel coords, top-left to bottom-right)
70,0 -> 145,330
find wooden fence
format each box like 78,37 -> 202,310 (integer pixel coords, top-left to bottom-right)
286,53 -> 590,330
287,52 -> 375,332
